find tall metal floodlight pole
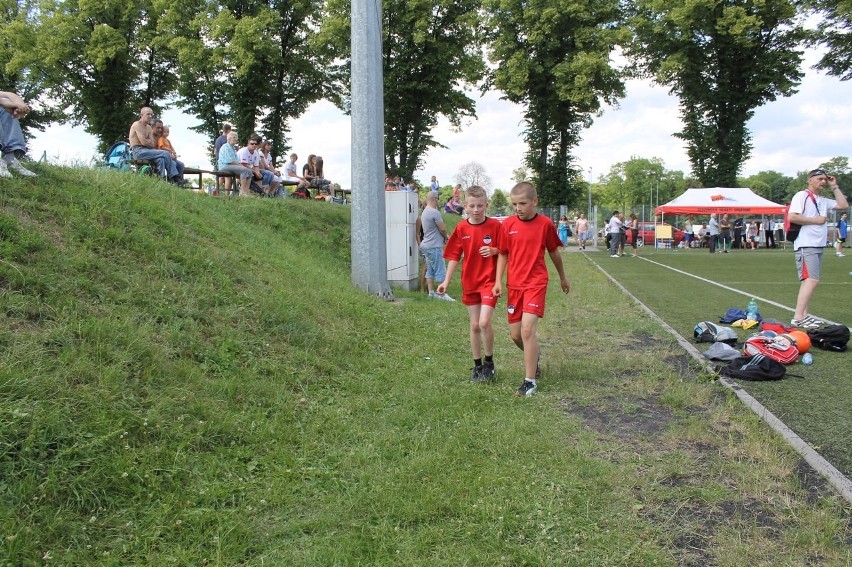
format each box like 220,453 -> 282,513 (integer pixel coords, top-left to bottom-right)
351,0 -> 393,299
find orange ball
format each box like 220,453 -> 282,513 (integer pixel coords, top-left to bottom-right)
788,330 -> 811,354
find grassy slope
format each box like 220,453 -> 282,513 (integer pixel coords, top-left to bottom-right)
595,250 -> 852,476
1,168 -> 849,565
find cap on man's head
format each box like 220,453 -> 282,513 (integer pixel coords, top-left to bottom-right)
809,168 -> 827,178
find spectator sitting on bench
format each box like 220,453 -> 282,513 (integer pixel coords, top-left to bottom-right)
214,123 -> 231,163
0,90 -> 37,177
238,133 -> 281,197
153,120 -> 186,186
217,131 -> 253,196
258,139 -> 287,197
303,154 -> 333,200
283,152 -> 309,195
129,107 -> 181,183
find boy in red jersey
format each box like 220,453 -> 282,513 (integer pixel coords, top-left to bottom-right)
493,182 -> 570,397
438,186 -> 503,382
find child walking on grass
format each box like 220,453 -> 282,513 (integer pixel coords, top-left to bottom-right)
437,186 -> 502,382
493,182 -> 570,397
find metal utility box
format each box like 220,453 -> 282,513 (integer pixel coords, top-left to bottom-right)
385,191 -> 420,290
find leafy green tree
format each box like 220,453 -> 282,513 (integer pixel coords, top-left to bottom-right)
810,0 -> 852,80
739,170 -> 793,203
781,158 -> 851,203
511,167 -> 529,185
0,0 -> 62,138
32,0 -> 177,153
485,0 -> 626,207
320,0 -> 486,180
162,0 -> 328,166
488,188 -> 509,216
627,0 -> 807,187
600,157 -> 688,216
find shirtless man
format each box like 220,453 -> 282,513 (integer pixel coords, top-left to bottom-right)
575,212 -> 589,250
128,107 -> 180,182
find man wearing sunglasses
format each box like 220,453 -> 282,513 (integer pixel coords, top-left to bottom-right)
237,133 -> 281,197
788,168 -> 848,329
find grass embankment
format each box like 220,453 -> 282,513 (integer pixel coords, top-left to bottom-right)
1,168 -> 850,565
595,250 -> 852,478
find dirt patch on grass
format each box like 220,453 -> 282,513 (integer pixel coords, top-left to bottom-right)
664,353 -> 701,379
561,394 -> 819,564
562,396 -> 676,440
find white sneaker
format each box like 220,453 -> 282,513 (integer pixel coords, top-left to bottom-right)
0,160 -> 11,178
7,158 -> 36,177
838,253 -> 846,257
437,293 -> 455,302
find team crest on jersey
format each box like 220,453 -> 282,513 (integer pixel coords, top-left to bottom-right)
507,304 -> 516,314
483,235 -> 492,245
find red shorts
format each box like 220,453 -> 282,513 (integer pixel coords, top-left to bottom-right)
506,286 -> 547,324
462,286 -> 498,308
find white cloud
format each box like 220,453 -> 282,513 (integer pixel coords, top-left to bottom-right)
28,55 -> 852,191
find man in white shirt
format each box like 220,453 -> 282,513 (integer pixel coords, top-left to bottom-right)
707,213 -> 720,253
788,168 -> 848,328
608,211 -> 623,257
237,133 -> 281,196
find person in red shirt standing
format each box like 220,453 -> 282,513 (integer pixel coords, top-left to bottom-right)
438,186 -> 503,383
493,182 -> 570,397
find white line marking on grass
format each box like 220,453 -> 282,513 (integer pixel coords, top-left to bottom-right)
590,258 -> 852,505
638,257 -> 842,327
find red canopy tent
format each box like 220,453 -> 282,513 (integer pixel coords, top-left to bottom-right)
654,187 -> 787,216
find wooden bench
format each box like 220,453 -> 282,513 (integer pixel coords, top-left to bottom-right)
213,171 -> 298,197
131,160 -> 212,190
334,187 -> 352,203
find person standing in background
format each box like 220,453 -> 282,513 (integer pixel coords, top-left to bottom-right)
421,191 -> 454,301
835,212 -> 847,256
575,213 -> 589,250
608,211 -> 622,257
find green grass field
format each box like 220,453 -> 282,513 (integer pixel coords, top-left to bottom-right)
587,248 -> 852,478
1,167 -> 850,565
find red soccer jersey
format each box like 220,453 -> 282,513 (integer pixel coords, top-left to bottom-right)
498,214 -> 562,290
444,217 -> 502,292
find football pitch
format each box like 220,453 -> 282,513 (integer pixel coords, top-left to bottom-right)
584,247 -> 852,480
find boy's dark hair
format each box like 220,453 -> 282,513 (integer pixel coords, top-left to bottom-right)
248,133 -> 262,144
510,182 -> 536,199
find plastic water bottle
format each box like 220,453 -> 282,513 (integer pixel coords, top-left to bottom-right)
747,298 -> 758,321
802,353 -> 814,365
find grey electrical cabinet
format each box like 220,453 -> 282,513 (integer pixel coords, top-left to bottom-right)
385,191 -> 420,290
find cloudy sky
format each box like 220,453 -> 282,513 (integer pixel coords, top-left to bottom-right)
29,49 -> 851,190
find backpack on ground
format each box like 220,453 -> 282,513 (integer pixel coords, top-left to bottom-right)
694,321 -> 738,345
807,324 -> 850,352
703,342 -> 741,361
101,141 -> 132,171
719,354 -> 787,381
720,307 -> 761,324
760,318 -> 793,334
743,332 -> 799,364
